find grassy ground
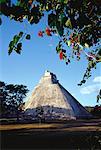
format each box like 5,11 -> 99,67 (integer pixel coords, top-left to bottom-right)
0,119 -> 101,149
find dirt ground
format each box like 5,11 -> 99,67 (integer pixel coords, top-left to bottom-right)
0,119 -> 101,149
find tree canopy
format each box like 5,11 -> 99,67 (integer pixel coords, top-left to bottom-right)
0,81 -> 29,117
0,0 -> 101,101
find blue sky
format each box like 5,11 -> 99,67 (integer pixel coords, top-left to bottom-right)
0,15 -> 101,106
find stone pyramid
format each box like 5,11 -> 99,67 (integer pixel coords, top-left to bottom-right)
24,71 -> 92,120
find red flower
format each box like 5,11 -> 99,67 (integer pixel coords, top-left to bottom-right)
46,27 -> 51,36
59,51 -> 63,60
38,31 -> 43,37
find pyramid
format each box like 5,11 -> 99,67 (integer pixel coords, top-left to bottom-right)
24,70 -> 92,120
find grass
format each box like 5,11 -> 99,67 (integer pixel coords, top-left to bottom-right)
0,123 -> 63,130
0,119 -> 101,149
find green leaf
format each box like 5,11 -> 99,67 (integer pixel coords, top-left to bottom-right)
19,32 -> 23,37
17,43 -> 22,49
97,95 -> 100,103
26,34 -> 31,40
63,53 -> 67,60
8,41 -> 14,55
78,83 -> 82,86
66,40 -> 71,47
0,0 -> 7,3
13,35 -> 20,44
56,43 -> 62,53
48,13 -> 57,28
64,0 -> 69,4
62,49 -> 66,53
82,80 -> 86,83
97,49 -> 101,56
56,23 -> 64,36
15,43 -> 22,54
59,0 -> 65,3
65,19 -> 72,29
8,32 -> 23,55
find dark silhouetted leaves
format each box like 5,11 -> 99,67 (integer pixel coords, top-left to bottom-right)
62,49 -> 66,53
16,43 -> 22,54
56,42 -> 62,53
0,17 -> 2,25
0,0 -> 101,102
48,13 -> 57,28
98,49 -> 101,56
56,23 -> 64,36
26,34 -> 31,40
97,90 -> 101,103
8,32 -> 23,55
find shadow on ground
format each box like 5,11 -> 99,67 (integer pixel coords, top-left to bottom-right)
1,123 -> 101,149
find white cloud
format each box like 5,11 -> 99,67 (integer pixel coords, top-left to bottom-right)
80,84 -> 101,95
80,76 -> 101,95
93,76 -> 101,83
48,44 -> 53,47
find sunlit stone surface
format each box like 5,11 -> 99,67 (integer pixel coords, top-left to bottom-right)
24,70 -> 92,120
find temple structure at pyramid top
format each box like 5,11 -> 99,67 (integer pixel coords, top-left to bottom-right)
39,70 -> 58,84
24,70 -> 92,120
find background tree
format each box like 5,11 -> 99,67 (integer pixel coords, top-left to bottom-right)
0,0 -> 101,101
0,81 -> 29,120
0,81 -> 8,116
91,105 -> 101,118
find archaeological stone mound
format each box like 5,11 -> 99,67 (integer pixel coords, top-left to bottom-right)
24,70 -> 92,121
